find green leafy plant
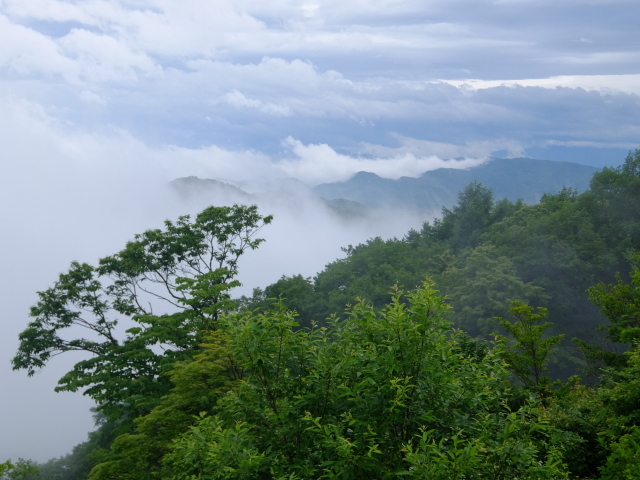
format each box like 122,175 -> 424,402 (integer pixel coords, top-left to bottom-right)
494,301 -> 564,389
160,281 -> 568,479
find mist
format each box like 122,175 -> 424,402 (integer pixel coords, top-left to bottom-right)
0,97 -> 439,463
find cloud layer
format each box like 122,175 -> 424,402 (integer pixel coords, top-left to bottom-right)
1,0 -> 639,164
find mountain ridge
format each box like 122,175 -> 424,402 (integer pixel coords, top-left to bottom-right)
171,157 -> 600,216
313,157 -> 599,211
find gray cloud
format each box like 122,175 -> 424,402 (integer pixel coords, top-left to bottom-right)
1,0 -> 638,158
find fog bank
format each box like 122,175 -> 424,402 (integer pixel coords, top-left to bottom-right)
0,98 -> 434,462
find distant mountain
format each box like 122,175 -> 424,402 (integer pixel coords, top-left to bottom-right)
171,158 -> 599,216
171,176 -> 251,200
313,157 -> 599,211
170,176 -> 371,218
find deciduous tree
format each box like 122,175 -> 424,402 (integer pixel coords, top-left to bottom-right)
12,205 -> 272,421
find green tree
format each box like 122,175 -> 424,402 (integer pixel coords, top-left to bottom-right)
485,187 -> 614,347
595,346 -> 640,478
550,346 -> 640,479
12,205 -> 272,422
0,459 -> 38,480
440,245 -> 547,336
440,180 -> 495,250
588,253 -> 640,345
0,462 -> 13,477
313,237 -> 420,319
494,301 -> 564,389
239,274 -> 319,328
573,253 -> 640,373
87,330 -> 240,480
588,148 -> 640,259
162,281 -> 567,479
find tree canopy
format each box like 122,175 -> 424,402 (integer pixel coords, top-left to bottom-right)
86,281 -> 568,480
13,204 -> 272,422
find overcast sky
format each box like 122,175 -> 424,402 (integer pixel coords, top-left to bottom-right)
1,0 -> 640,463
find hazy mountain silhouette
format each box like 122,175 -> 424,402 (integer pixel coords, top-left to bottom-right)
313,157 -> 599,211
172,158 -> 599,215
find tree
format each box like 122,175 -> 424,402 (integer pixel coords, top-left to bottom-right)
0,459 -> 38,480
587,253 -> 640,345
0,463 -> 13,477
494,301 -> 564,389
440,180 -> 495,250
86,330 -> 240,480
313,237 -> 420,320
12,204 -> 272,421
161,281 -> 567,479
440,245 -> 547,336
238,275 -> 319,328
573,252 -> 640,373
588,149 -> 640,255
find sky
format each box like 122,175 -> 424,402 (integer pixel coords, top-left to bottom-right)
1,0 -> 640,463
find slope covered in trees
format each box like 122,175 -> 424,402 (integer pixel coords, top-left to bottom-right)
249,151 -> 640,370
8,150 -> 640,479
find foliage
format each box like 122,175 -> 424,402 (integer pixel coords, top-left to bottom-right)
239,275 -> 319,328
0,463 -> 12,477
162,281 -> 568,479
600,426 -> 640,479
573,252 -> 640,373
548,254 -> 640,478
549,347 -> 640,479
588,253 -> 640,345
439,180 -> 496,250
312,237 -> 422,321
544,380 -> 606,479
494,301 -> 564,389
440,246 -> 547,336
13,204 -> 272,423
86,330 -> 240,480
0,459 -> 38,480
588,149 -> 640,258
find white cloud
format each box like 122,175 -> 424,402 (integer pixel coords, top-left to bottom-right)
541,139 -> 639,149
217,89 -> 292,116
279,137 -> 489,184
3,0 -> 633,81
0,0 -> 104,25
442,74 -> 640,96
0,95 -> 492,192
79,88 -> 107,105
0,14 -> 76,77
360,135 -> 525,159
59,28 -> 160,82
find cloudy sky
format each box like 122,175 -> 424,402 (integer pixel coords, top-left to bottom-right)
1,0 -> 640,463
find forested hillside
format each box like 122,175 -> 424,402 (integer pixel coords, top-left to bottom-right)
6,151 -> 640,479
248,152 -> 638,350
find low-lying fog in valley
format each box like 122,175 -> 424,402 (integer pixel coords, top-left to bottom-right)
0,101 -> 441,462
